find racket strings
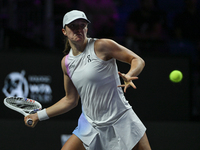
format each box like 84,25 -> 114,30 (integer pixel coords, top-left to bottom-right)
6,98 -> 40,110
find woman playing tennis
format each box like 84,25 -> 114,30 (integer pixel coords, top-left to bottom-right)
25,10 -> 151,150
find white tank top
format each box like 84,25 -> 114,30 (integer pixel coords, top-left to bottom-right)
65,38 -> 132,126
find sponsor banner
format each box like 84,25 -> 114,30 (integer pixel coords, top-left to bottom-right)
2,70 -> 53,103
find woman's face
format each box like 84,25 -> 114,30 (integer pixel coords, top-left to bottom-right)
62,19 -> 88,43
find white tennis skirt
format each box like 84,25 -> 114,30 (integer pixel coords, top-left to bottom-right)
73,109 -> 146,150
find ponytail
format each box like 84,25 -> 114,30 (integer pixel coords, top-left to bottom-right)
63,25 -> 71,55
63,36 -> 71,55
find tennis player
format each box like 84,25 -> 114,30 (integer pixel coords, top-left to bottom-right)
24,10 -> 151,150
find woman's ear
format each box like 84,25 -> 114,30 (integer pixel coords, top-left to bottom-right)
62,28 -> 67,36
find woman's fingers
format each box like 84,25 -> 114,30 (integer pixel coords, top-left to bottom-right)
118,72 -> 138,92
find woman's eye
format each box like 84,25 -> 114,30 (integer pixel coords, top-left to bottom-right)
68,24 -> 75,29
81,24 -> 86,28
68,23 -> 87,30
70,24 -> 75,28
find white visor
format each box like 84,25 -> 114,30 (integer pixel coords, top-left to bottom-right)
63,10 -> 90,28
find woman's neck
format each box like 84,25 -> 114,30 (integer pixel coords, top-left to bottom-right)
69,38 -> 88,56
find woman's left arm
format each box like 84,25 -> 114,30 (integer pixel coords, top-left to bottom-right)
95,39 -> 145,92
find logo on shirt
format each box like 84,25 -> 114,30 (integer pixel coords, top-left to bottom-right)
87,55 -> 92,62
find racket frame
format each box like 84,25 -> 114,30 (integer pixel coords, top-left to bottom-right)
4,97 -> 42,125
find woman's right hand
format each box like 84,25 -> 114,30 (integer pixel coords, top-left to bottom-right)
24,113 -> 39,128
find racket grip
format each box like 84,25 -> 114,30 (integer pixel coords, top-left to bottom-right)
27,118 -> 33,125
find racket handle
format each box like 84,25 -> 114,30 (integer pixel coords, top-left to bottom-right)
27,118 -> 33,125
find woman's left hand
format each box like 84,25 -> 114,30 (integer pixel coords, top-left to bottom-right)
117,72 -> 138,92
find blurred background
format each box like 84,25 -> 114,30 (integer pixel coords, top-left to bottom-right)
0,0 -> 200,149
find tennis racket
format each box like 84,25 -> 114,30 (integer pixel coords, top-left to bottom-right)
4,97 -> 42,125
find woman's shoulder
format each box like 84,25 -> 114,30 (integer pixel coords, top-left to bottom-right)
60,55 -> 68,75
94,38 -> 115,50
94,38 -> 118,61
61,55 -> 67,66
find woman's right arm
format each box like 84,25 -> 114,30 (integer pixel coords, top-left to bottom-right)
45,56 -> 79,118
24,56 -> 79,127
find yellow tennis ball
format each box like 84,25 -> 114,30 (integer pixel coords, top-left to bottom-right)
169,70 -> 183,83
